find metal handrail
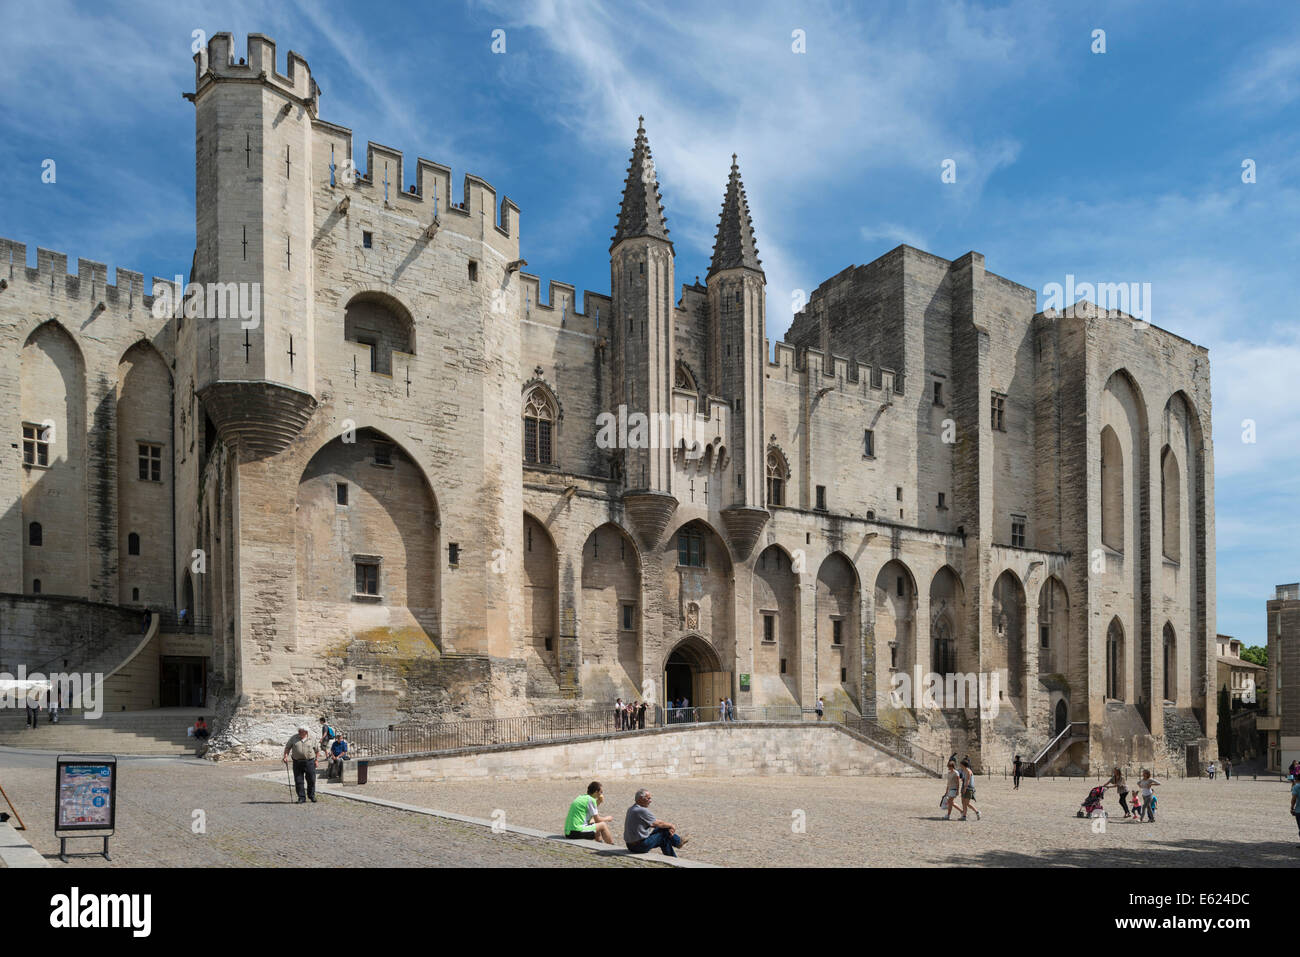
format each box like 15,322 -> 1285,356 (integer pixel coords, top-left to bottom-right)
156,611 -> 213,635
1028,721 -> 1087,776
839,713 -> 944,773
344,703 -> 831,758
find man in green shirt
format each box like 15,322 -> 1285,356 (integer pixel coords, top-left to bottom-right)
564,781 -> 614,843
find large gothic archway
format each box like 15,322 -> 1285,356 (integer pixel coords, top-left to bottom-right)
580,522 -> 641,699
295,428 -> 440,649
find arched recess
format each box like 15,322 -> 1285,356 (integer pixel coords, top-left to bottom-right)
580,522 -> 641,699
991,569 -> 1027,705
872,559 -> 914,712
929,565 -> 967,705
21,320 -> 87,597
1106,617 -> 1127,702
523,512 -> 559,686
816,552 -> 862,710
754,544 -> 800,703
1164,389 -> 1207,715
296,427 -> 440,648
1100,425 -> 1124,551
1037,575 -> 1070,677
117,340 -> 173,609
664,520 -> 732,691
1101,369 -> 1150,709
344,291 -> 415,376
1161,446 -> 1180,562
1162,622 -> 1177,703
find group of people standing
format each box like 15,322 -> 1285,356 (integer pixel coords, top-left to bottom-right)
613,698 -> 647,731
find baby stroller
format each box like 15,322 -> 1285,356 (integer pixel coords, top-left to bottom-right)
1077,784 -> 1107,818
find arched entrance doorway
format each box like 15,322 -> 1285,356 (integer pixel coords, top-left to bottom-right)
1054,699 -> 1068,735
663,634 -> 728,720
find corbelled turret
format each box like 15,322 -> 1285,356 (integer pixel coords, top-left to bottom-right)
707,155 -> 767,555
611,117 -> 671,250
611,118 -> 677,547
709,155 -> 762,277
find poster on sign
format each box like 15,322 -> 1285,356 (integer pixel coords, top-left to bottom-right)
55,757 -> 116,831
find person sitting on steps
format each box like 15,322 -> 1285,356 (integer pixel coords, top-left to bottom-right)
623,788 -> 688,857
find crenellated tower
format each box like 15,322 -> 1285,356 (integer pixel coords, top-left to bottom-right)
708,156 -> 769,557
611,118 -> 679,548
189,32 -> 319,460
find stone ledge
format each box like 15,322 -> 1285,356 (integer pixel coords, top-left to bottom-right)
248,771 -> 712,867
0,821 -> 49,868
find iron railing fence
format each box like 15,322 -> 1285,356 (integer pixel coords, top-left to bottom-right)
155,611 -> 213,635
342,708 -> 628,757
343,703 -> 849,758
839,713 -> 945,773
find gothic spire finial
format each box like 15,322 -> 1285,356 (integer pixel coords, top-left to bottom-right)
708,156 -> 762,277
611,118 -> 671,250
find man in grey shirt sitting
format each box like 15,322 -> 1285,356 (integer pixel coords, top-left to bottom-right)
623,788 -> 689,856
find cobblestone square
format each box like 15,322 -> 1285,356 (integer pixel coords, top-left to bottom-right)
362,772 -> 1300,868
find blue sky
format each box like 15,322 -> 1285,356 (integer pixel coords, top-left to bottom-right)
2,0 -> 1296,644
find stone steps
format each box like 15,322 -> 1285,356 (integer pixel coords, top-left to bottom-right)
0,710 -> 200,754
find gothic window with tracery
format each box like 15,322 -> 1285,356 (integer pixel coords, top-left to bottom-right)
675,361 -> 698,392
523,387 -> 557,466
766,449 -> 788,507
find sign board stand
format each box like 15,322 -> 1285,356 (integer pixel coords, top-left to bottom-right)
54,754 -> 116,863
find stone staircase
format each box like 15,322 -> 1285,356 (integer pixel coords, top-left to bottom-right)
0,708 -> 201,755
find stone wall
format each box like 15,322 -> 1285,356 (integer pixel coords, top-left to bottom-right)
356,722 -> 927,784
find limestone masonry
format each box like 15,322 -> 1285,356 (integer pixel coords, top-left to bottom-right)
0,32 -> 1216,772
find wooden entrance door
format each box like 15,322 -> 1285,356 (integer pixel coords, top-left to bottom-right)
694,671 -> 733,719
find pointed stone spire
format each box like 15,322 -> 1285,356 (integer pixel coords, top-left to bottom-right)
708,154 -> 762,277
611,116 -> 671,249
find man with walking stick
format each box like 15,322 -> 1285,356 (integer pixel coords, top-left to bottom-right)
283,725 -> 320,804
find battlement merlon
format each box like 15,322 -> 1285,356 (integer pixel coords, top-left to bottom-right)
309,123 -> 520,242
0,237 -> 177,310
195,33 -> 315,106
516,272 -> 613,335
788,342 -> 903,395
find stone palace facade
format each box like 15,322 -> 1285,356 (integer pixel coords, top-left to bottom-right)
0,33 -> 1217,770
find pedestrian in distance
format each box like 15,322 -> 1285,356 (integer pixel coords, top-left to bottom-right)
1012,755 -> 1023,790
816,696 -> 824,720
1224,758 -> 1232,781
942,759 -> 962,820
1109,767 -> 1130,818
564,781 -> 615,844
1290,773 -> 1300,845
623,788 -> 688,856
282,725 -> 320,804
957,757 -> 981,820
1137,769 -> 1160,822
637,700 -> 647,729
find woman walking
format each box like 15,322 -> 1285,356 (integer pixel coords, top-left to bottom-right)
957,757 -> 981,821
1109,767 -> 1130,818
942,759 -> 962,820
1012,755 -> 1022,790
1138,769 -> 1161,822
